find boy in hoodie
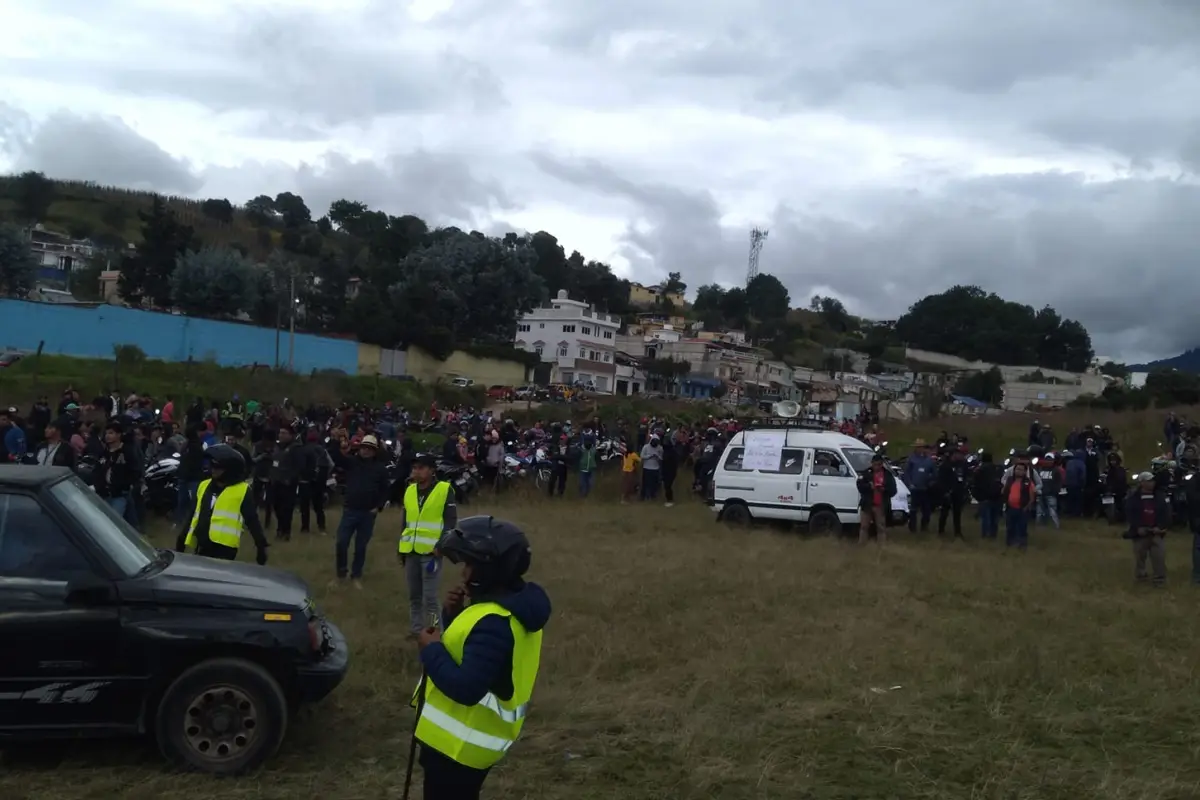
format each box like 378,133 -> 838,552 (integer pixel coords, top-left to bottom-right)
415,516 -> 552,800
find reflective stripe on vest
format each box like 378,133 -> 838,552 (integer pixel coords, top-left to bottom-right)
399,481 -> 449,555
183,479 -> 249,550
412,602 -> 542,769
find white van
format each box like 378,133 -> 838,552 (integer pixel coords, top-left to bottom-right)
708,426 -> 910,533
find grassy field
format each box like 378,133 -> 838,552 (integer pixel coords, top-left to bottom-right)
3,481 -> 1200,800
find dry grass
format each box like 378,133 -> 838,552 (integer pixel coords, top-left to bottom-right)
4,477 -> 1200,799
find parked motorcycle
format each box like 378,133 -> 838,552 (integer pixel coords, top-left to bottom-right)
143,452 -> 181,515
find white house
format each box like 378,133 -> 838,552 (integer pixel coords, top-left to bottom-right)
514,290 -> 620,392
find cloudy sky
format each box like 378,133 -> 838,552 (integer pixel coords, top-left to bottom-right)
2,0 -> 1199,362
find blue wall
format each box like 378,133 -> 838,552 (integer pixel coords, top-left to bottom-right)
0,300 -> 360,374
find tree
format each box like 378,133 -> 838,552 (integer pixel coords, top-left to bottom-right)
170,246 -> 257,318
386,229 -> 544,357
117,196 -> 194,307
0,224 -> 37,296
953,366 -> 1005,405
894,285 -> 1094,371
244,195 -> 277,227
745,273 -> 790,322
1099,360 -> 1129,379
328,199 -> 369,232
816,296 -> 853,334
662,270 -> 686,297
305,249 -> 351,332
12,171 -> 56,224
99,203 -> 128,233
201,198 -> 234,224
273,192 -> 311,229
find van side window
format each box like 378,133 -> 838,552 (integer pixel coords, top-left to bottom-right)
723,448 -> 749,471
812,449 -> 849,477
774,449 -> 806,475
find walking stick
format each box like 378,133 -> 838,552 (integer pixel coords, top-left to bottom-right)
402,610 -> 439,800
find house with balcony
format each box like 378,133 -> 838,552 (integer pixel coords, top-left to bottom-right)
26,226 -> 97,290
514,290 -> 620,392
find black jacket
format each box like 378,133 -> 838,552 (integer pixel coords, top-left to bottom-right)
93,443 -> 139,498
187,480 -> 268,558
330,450 -> 392,511
856,467 -> 897,512
270,441 -> 312,484
37,440 -> 77,470
938,459 -> 969,499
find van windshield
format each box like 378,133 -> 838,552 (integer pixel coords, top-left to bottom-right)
842,448 -> 875,473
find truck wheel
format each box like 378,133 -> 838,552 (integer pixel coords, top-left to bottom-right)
808,509 -> 841,536
155,657 -> 289,776
722,503 -> 751,526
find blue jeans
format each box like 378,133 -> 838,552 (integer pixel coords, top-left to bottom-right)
1036,494 -> 1060,529
979,500 -> 1000,539
1005,506 -> 1029,549
107,495 -> 128,519
336,508 -> 377,579
578,470 -> 594,498
175,480 -> 200,526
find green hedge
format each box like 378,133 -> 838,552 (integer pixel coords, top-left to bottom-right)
0,353 -> 484,409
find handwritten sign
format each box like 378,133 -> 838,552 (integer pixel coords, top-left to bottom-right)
743,431 -> 784,471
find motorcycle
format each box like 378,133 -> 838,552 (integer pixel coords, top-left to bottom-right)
143,452 -> 181,515
437,461 -> 479,504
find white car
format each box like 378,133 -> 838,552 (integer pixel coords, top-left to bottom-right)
707,426 -> 910,534
450,377 -> 475,388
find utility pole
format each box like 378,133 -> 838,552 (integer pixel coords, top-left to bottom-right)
287,268 -> 296,372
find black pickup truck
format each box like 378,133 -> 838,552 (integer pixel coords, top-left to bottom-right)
0,466 -> 349,775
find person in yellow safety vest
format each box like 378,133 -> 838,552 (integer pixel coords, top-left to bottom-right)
398,452 -> 457,638
414,516 -> 551,799
177,444 -> 270,565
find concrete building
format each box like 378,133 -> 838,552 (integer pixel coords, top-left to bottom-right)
514,290 -> 620,392
628,282 -> 686,308
26,226 -> 96,290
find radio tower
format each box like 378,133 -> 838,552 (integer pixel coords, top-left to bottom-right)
747,227 -> 768,285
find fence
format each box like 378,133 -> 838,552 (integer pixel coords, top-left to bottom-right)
0,299 -> 359,374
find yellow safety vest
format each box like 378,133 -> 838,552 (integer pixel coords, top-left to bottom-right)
399,481 -> 450,555
183,479 -> 250,551
412,603 -> 542,770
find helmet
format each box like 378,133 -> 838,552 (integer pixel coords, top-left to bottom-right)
205,444 -> 246,481
439,516 -> 532,593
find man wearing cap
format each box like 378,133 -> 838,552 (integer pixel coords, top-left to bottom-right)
399,452 -> 457,637
1124,471 -> 1168,586
328,434 -> 391,586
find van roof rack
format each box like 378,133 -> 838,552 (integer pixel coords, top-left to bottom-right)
744,417 -> 829,431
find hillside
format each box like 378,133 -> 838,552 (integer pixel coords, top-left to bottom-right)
0,174 -> 1098,382
1127,348 -> 1200,374
0,175 -> 270,254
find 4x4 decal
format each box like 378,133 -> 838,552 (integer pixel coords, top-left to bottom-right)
0,681 -> 110,704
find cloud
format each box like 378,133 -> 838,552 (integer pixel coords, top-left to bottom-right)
2,0 -> 1200,361
7,110 -> 202,194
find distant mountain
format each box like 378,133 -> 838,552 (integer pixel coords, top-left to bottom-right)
1128,348 -> 1200,373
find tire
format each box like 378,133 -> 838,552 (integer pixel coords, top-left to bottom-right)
722,502 -> 752,526
155,657 -> 289,776
808,508 -> 842,536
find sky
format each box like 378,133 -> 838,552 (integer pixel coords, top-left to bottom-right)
2,0 -> 1199,363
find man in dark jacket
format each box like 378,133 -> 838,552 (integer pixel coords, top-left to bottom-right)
174,424 -> 207,528
1125,471 -> 1168,586
856,453 -> 897,545
178,445 -> 269,564
269,426 -> 313,541
971,451 -> 1002,539
937,448 -> 969,539
329,434 -> 391,583
35,420 -> 77,470
93,421 -> 138,519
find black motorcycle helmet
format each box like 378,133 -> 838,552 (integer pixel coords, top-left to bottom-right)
439,516 -> 531,595
205,443 -> 246,483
